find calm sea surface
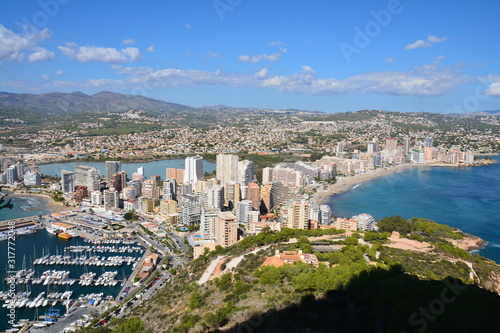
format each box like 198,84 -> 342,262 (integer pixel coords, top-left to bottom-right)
327,156 -> 500,263
37,159 -> 216,178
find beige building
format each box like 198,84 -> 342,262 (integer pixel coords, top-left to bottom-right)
166,168 -> 185,184
215,211 -> 238,247
281,201 -> 310,229
160,199 -> 177,215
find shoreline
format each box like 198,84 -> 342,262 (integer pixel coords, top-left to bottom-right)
314,157 -> 498,205
0,189 -> 67,222
314,164 -> 415,205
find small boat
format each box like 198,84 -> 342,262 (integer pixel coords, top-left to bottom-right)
58,232 -> 73,240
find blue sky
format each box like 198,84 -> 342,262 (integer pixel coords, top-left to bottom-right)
1,0 -> 499,113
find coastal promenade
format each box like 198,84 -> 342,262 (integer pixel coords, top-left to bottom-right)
314,164 -> 414,204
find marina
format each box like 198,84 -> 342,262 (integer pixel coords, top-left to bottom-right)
0,227 -> 147,332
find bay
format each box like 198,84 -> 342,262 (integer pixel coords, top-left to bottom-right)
37,159 -> 216,178
327,156 -> 500,263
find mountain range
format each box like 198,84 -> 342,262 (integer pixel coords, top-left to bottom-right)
0,91 -> 322,115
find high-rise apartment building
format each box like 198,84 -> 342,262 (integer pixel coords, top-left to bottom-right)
200,208 -> 220,239
281,201 -> 310,229
184,156 -> 204,184
111,170 -> 127,193
224,182 -> 240,207
74,165 -> 101,191
424,137 -> 434,148
6,165 -> 18,185
61,170 -> 75,194
105,161 -> 121,184
367,142 -> 377,155
103,189 -> 119,210
403,138 -> 411,155
166,168 -> 185,184
216,154 -> 239,185
143,179 -> 160,198
207,184 -> 224,209
23,170 -> 41,186
162,179 -> 177,201
237,160 -> 255,185
236,200 -> 252,227
91,191 -> 102,206
385,138 -> 398,152
215,211 -> 238,247
247,182 -> 261,211
179,194 -> 201,226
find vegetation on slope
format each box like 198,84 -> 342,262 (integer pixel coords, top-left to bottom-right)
111,217 -> 500,332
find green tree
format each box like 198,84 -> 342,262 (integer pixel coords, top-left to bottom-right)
114,317 -> 144,333
377,215 -> 415,234
344,236 -> 359,246
188,290 -> 204,309
254,266 -> 283,285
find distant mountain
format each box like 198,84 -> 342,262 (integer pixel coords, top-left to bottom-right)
0,91 -> 194,114
0,91 -> 324,116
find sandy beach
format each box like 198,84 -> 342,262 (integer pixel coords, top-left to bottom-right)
314,164 -> 416,204
2,188 -> 67,214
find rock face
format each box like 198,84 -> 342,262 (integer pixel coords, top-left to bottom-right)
449,233 -> 486,251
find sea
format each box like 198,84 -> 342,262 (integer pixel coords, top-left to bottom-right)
327,156 -> 500,264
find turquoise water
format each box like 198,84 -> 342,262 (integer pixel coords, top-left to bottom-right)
0,196 -> 53,222
327,156 -> 500,263
38,159 -> 216,178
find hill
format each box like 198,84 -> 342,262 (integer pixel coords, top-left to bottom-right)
0,91 -> 194,114
95,218 -> 500,333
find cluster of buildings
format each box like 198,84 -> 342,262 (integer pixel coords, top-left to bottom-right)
0,162 -> 43,186
36,154 -> 338,253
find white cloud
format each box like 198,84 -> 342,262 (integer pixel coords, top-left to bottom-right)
483,82 -> 500,96
428,35 -> 448,43
262,63 -> 470,96
255,68 -> 269,79
58,43 -> 142,63
404,39 -> 432,50
146,45 -> 155,52
56,70 -> 64,76
207,52 -> 222,59
40,74 -> 50,80
435,55 -> 445,60
185,23 -> 191,29
386,58 -> 395,64
122,38 -> 137,45
405,35 -> 449,50
0,25 -> 52,63
12,61 -> 475,99
238,47 -> 287,63
28,47 -> 55,62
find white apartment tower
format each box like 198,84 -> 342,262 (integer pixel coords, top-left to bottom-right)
61,170 -> 75,194
184,156 -> 204,184
216,154 -> 239,185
